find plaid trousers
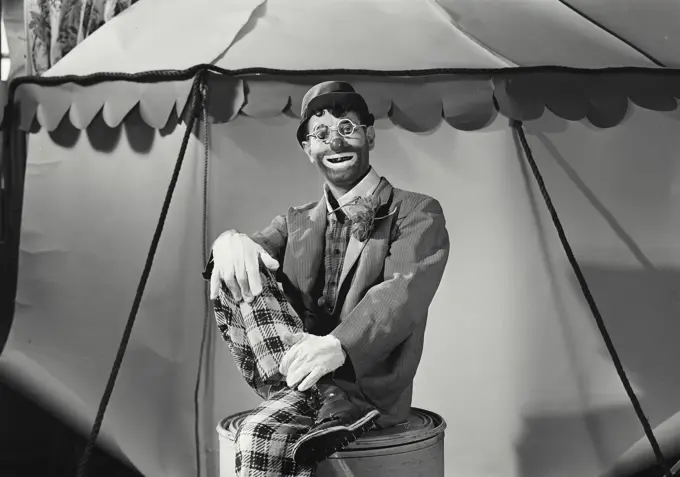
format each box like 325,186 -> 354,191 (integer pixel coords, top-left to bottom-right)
212,265 -> 320,477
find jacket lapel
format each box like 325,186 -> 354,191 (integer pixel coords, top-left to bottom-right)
338,178 -> 394,289
287,196 -> 328,296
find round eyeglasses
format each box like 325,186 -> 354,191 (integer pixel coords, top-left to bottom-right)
306,119 -> 367,142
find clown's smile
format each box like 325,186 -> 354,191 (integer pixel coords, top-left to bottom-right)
323,152 -> 358,168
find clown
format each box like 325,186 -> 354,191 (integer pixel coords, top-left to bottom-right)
203,81 -> 450,476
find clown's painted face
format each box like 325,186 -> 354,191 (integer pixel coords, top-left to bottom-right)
302,109 -> 375,195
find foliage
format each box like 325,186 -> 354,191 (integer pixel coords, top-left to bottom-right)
27,0 -> 139,75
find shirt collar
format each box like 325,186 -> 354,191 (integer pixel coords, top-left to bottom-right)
325,167 -> 381,214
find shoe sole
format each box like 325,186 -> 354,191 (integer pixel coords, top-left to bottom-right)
292,409 -> 381,466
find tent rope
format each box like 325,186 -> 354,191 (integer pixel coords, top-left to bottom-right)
192,80 -> 212,477
3,65 -> 679,92
512,120 -> 673,477
75,71 -> 207,477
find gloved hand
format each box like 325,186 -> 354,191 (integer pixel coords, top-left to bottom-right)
209,231 -> 279,302
279,332 -> 346,392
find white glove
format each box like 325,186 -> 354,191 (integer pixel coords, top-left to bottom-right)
279,332 -> 346,391
209,231 -> 279,302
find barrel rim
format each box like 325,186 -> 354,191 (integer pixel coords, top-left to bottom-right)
324,430 -> 446,459
216,407 -> 447,450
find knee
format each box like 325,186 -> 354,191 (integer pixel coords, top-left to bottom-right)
235,415 -> 273,452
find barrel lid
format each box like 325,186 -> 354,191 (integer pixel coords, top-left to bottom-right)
217,407 -> 446,450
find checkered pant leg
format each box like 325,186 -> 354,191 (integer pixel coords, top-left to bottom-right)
212,266 -> 320,475
235,387 -> 318,477
211,265 -> 306,395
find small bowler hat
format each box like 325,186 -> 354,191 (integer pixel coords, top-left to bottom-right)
296,81 -> 373,145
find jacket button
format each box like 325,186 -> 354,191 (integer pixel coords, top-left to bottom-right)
317,296 -> 326,307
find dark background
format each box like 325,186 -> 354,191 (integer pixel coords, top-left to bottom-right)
0,381 -> 142,477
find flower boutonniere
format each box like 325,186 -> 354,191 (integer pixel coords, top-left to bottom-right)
328,195 -> 397,242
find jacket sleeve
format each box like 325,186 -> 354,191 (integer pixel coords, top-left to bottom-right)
330,197 -> 450,380
201,214 -> 289,280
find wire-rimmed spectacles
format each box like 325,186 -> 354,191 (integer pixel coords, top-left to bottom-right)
306,118 -> 367,142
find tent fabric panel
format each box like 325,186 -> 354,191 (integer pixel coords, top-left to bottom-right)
433,0 -> 662,68
43,0 -> 266,78
38,0 -> 680,76
214,0 -> 511,71
560,0 -> 680,67
40,0 -> 510,79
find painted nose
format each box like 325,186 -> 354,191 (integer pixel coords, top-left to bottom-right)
330,137 -> 344,152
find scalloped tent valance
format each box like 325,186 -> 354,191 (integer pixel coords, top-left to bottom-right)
11,69 -> 680,133
8,0 -> 680,133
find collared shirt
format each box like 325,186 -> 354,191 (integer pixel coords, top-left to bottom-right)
325,167 -> 382,213
316,168 -> 381,318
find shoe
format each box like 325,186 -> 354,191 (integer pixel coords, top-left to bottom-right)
292,382 -> 380,465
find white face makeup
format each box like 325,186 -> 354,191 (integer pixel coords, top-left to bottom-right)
302,110 -> 375,194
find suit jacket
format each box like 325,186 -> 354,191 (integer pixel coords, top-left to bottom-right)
207,177 -> 450,427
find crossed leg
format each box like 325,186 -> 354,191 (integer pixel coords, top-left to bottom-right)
212,266 -> 320,476
212,264 -> 379,476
